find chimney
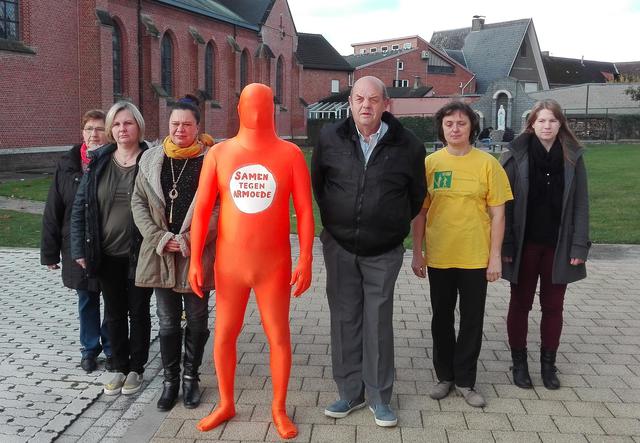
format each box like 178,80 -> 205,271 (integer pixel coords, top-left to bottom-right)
472,15 -> 485,31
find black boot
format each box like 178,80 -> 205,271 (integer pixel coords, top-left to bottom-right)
157,331 -> 182,411
510,348 -> 533,389
182,328 -> 210,409
540,349 -> 560,390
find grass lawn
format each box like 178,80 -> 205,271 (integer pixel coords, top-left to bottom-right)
0,176 -> 52,201
584,144 -> 640,244
0,144 -> 638,248
0,210 -> 42,248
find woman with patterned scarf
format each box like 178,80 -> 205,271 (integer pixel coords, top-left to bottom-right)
132,95 -> 218,411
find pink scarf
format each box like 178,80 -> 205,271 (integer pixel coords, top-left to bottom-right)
80,143 -> 92,172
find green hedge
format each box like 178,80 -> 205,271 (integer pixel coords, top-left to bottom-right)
612,115 -> 640,139
397,116 -> 436,142
306,116 -> 437,146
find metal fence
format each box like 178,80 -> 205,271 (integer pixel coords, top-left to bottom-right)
562,107 -> 640,140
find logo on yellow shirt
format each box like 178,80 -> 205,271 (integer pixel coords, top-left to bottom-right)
434,171 -> 452,189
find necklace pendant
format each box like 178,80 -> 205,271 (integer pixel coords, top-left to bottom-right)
169,187 -> 178,200
169,201 -> 174,224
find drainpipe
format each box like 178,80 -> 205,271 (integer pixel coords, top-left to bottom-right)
137,0 -> 143,112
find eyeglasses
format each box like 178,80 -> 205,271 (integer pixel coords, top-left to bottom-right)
83,126 -> 105,133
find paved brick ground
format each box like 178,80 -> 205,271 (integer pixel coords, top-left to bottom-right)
0,196 -> 45,214
0,248 -> 162,442
1,241 -> 640,442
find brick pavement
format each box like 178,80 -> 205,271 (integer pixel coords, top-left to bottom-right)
1,241 -> 640,442
0,248 -> 162,442
0,196 -> 45,214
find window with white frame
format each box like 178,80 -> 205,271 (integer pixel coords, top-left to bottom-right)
370,47 -> 377,53
331,79 -> 339,93
397,61 -> 404,70
400,79 -> 409,87
381,46 -> 388,52
391,44 -> 399,50
403,42 -> 412,49
359,48 -> 366,54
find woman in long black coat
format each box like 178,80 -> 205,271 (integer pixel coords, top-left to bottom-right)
41,109 -> 111,373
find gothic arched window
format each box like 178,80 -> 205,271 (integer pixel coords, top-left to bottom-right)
161,33 -> 173,96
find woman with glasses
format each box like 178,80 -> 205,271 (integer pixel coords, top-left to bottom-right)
41,109 -> 111,373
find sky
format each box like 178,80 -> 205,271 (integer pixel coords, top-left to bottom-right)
287,0 -> 640,63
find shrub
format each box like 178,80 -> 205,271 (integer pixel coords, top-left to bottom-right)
397,116 -> 436,142
612,115 -> 640,139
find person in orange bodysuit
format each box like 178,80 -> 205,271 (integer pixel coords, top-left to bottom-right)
188,83 -> 314,439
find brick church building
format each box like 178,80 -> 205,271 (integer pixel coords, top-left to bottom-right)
0,0 -> 317,150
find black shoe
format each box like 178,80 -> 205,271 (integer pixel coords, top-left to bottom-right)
510,348 -> 533,389
157,379 -> 180,411
182,375 -> 201,409
105,356 -> 114,372
81,355 -> 97,373
541,349 -> 560,390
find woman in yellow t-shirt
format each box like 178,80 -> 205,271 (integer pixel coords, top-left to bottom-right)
411,102 -> 512,408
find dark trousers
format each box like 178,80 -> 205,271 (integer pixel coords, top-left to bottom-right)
97,255 -> 152,374
507,242 -> 567,352
322,230 -> 404,406
155,288 -> 209,336
428,267 -> 487,388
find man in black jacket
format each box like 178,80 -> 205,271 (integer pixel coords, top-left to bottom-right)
311,76 -> 426,427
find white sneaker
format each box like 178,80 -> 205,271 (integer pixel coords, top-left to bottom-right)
121,371 -> 143,395
456,385 -> 486,408
103,372 -> 126,395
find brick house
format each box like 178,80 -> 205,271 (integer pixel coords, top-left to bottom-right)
345,35 -> 476,96
0,0 -> 306,151
296,32 -> 353,106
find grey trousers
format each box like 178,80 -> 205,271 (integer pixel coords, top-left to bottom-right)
321,230 -> 404,405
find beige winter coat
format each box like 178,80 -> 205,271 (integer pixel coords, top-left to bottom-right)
131,145 -> 217,293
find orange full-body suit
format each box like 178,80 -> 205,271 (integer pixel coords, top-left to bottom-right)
188,83 -> 314,439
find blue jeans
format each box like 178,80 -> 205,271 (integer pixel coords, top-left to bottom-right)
77,289 -> 111,358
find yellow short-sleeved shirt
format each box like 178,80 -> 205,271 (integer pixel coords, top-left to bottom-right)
423,148 -> 513,269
